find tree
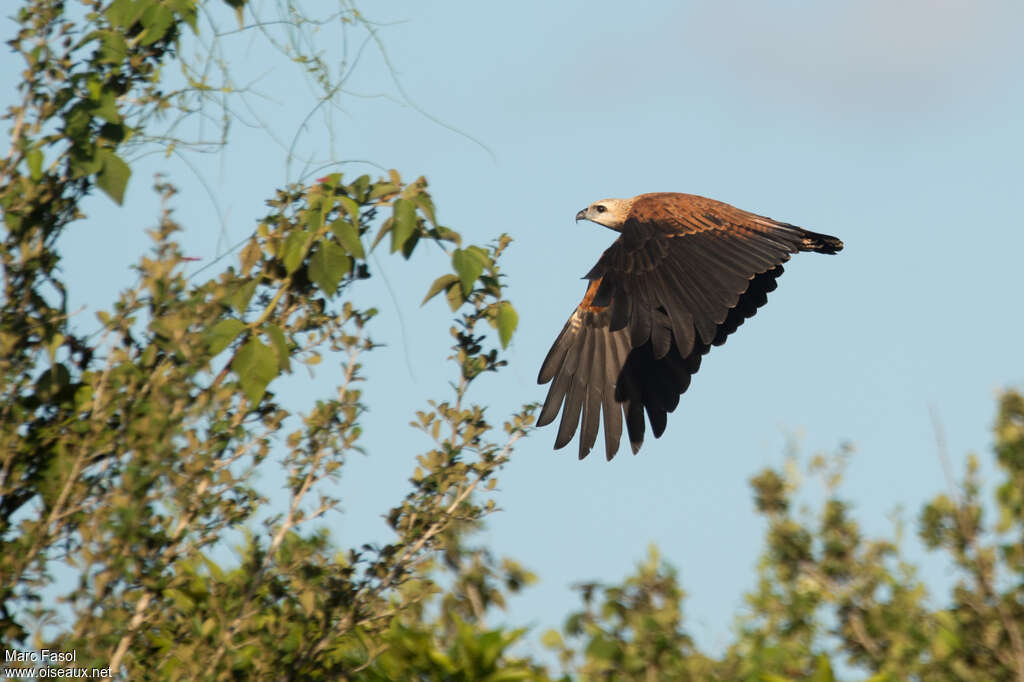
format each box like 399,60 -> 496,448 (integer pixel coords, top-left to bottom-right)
2,1 -> 537,678
548,392 -> 1024,681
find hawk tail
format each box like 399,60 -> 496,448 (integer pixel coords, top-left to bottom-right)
795,227 -> 844,254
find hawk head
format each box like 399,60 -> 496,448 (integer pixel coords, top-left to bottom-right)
575,198 -> 633,231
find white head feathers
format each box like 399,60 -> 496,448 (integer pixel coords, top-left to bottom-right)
575,198 -> 635,231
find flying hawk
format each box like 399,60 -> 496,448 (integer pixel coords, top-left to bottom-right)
537,192 -> 843,460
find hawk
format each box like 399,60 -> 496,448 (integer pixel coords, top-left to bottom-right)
537,192 -> 843,460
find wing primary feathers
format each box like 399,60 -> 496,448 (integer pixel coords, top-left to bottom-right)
675,237 -> 752,306
601,332 -> 624,459
609,287 -> 630,331
626,395 -> 644,454
654,263 -> 698,355
665,261 -> 719,345
537,364 -> 571,427
650,309 -> 672,360
578,329 -> 604,459
560,321 -> 585,379
653,357 -> 682,414
556,324 -> 596,450
681,235 -> 749,282
538,316 -> 576,384
711,266 -> 783,346
628,281 -> 653,347
646,402 -> 668,439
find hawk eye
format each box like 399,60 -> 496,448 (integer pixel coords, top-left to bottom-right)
594,205 -> 607,213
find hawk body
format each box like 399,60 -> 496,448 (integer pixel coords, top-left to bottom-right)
538,192 -> 842,460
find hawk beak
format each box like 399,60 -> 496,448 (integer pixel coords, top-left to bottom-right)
575,209 -> 587,222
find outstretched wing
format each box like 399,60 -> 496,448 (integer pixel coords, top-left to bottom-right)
537,193 -> 842,460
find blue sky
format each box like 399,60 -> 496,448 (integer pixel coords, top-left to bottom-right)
6,0 -> 1024,659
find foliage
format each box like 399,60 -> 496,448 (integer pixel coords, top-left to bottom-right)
2,0 -> 206,647
2,0 -> 535,678
3,1 -> 1024,681
544,546 -> 715,681
548,395 -> 1024,681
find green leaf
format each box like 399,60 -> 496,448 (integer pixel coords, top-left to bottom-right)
106,0 -> 143,27
96,149 -> 131,205
282,230 -> 311,275
64,105 -> 92,145
308,241 -> 351,296
584,634 -> 618,662
432,224 -> 462,246
540,629 -> 563,649
35,363 -> 71,402
810,654 -> 835,682
263,323 -> 290,372
70,148 -> 102,179
368,181 -> 399,200
90,87 -> 122,124
167,0 -> 199,30
317,172 -> 341,187
98,122 -> 128,144
485,671 -> 532,682
371,217 -> 391,252
299,590 -> 315,617
239,239 -> 261,274
337,195 -> 360,225
351,174 -> 370,199
400,229 -> 419,259
413,192 -> 437,225
200,618 -> 216,638
74,384 -> 93,411
304,207 -> 325,232
496,301 -> 518,348
452,248 -> 484,296
165,588 -> 195,614
390,198 -> 416,253
329,218 -> 365,259
98,29 -> 128,64
206,319 -> 246,356
229,279 -> 258,314
26,148 -> 42,180
139,3 -> 174,45
304,192 -> 330,230
422,274 -> 459,305
234,337 -> 277,403
445,282 -> 465,312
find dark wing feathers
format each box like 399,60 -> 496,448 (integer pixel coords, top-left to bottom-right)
713,266 -> 781,346
539,193 -> 842,459
537,307 -> 631,459
580,342 -> 603,456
